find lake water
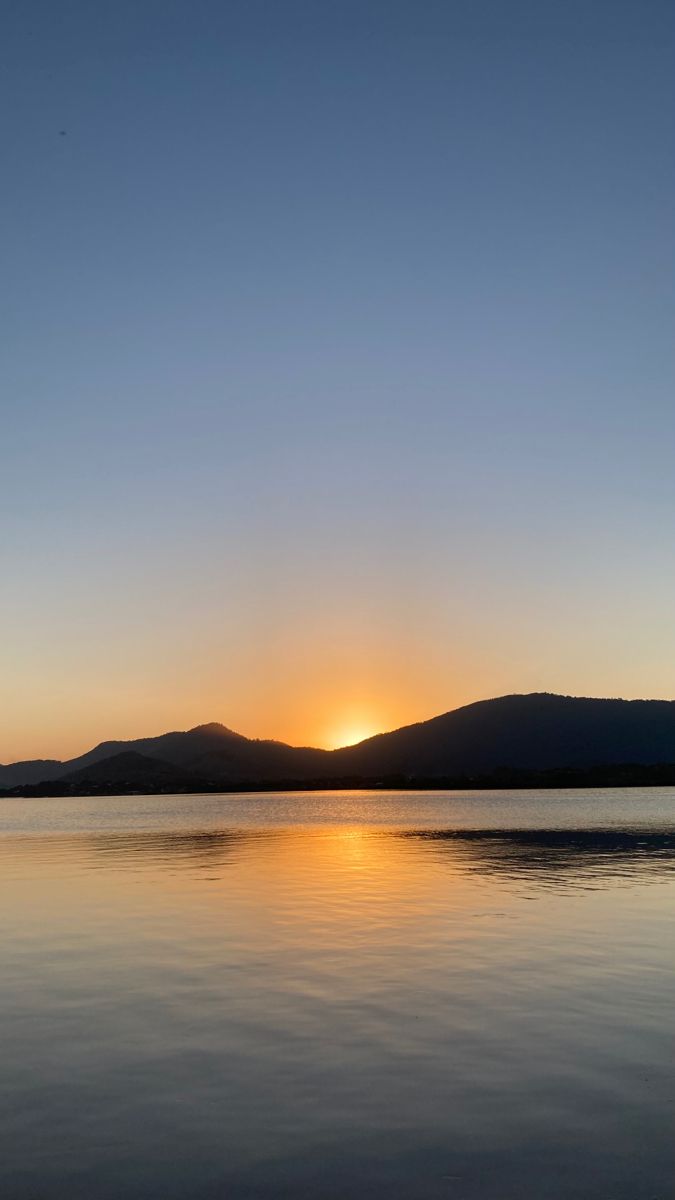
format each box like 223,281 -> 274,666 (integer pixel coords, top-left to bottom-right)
1,789 -> 674,1199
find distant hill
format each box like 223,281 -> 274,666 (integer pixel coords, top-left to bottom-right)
0,759 -> 64,788
62,722 -> 332,783
0,722 -> 331,790
4,693 -> 675,793
330,693 -> 675,777
62,751 -> 198,787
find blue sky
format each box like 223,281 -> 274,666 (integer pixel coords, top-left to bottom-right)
2,0 -> 674,759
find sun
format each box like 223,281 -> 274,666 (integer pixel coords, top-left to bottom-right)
326,723 -> 378,749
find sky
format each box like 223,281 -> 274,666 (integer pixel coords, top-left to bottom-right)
2,0 -> 674,762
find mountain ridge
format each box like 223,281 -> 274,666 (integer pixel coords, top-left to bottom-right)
4,692 -> 675,791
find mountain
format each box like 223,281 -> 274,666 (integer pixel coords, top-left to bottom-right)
0,759 -> 64,788
329,693 -> 675,777
3,693 -> 675,792
62,722 -> 332,782
61,751 -> 198,787
0,722 -> 332,789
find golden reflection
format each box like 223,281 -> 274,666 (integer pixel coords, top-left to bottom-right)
334,827 -> 370,867
3,824 -> 672,968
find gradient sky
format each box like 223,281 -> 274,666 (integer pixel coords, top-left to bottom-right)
2,0 -> 674,762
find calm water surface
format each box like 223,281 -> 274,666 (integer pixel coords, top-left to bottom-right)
1,789 -> 674,1199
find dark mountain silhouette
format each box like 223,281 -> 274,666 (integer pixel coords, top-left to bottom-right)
330,693 -> 675,777
0,722 -> 332,790
3,693 -> 675,793
62,722 -> 332,782
0,759 -> 63,788
62,751 -> 198,787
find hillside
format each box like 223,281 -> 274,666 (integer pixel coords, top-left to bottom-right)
62,751 -> 198,787
329,693 -> 675,777
3,693 -> 675,792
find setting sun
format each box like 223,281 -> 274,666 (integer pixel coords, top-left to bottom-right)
326,723 -> 380,749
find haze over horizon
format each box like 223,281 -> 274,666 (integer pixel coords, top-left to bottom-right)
3,0 -> 674,763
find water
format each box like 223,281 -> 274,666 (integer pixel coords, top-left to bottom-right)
1,789 -> 674,1199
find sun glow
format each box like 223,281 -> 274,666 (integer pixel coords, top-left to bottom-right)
327,724 -> 379,749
